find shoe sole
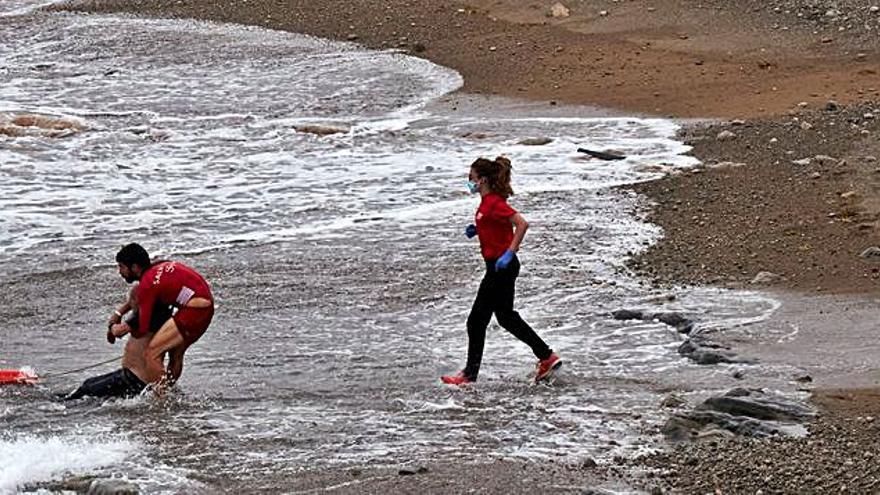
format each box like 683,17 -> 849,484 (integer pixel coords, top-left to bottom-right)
535,359 -> 562,382
440,377 -> 473,386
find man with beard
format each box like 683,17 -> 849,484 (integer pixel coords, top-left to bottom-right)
65,243 -> 214,399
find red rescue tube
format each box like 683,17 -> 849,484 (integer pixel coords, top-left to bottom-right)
0,369 -> 38,385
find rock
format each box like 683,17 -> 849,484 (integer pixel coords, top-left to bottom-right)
678,337 -> 748,365
653,312 -> 688,327
871,5 -> 880,13
87,479 -> 140,495
840,191 -> 858,199
9,113 -> 86,131
294,124 -> 348,136
716,130 -> 736,141
825,100 -> 840,112
794,374 -> 813,383
812,155 -> 837,166
0,125 -> 27,137
661,393 -> 687,408
664,389 -> 815,442
613,309 -> 693,333
612,309 -> 644,321
800,121 -> 813,130
0,113 -> 87,138
398,466 -> 429,476
663,410 -> 781,441
654,312 -> 695,333
598,10 -> 609,16
549,2 -> 570,18
791,158 -> 812,166
750,271 -> 780,285
859,246 -> 880,259
578,148 -> 626,160
517,137 -> 553,146
700,388 -> 816,421
460,131 -> 491,139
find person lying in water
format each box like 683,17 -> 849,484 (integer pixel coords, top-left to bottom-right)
64,284 -> 171,400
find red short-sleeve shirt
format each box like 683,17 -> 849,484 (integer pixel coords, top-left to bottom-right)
134,261 -> 212,338
475,193 -> 516,260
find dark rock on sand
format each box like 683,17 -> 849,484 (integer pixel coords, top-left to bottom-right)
677,335 -> 750,365
663,388 -> 814,441
699,388 -> 815,422
663,409 -> 781,441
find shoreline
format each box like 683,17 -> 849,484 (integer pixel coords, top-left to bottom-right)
40,0 -> 880,492
58,0 -> 880,119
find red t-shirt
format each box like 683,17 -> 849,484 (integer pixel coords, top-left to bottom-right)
475,193 -> 516,260
134,261 -> 212,338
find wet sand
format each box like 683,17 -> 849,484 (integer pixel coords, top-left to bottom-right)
60,0 -> 880,119
37,0 -> 880,491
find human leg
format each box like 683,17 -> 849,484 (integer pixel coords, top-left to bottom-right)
461,269 -> 497,380
145,302 -> 213,386
492,257 -> 552,361
166,345 -> 188,385
144,318 -> 185,385
63,368 -> 146,401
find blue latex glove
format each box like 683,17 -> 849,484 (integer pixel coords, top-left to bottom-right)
465,224 -> 477,239
494,250 -> 515,271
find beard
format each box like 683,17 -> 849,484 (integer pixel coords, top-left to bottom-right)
123,274 -> 139,283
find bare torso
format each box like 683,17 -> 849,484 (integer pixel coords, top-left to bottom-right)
122,332 -> 154,383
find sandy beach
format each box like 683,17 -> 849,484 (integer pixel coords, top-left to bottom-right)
21,0 -> 880,491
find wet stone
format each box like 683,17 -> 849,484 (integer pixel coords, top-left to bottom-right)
663,388 -> 815,442
398,466 -> 429,476
87,479 -> 141,495
517,137 -> 553,145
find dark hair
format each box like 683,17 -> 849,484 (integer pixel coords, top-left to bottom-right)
116,243 -> 151,269
471,156 -> 513,198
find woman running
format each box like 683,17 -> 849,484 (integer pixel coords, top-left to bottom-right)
441,156 -> 561,386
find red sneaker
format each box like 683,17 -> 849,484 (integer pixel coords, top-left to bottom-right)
535,353 -> 562,382
441,371 -> 473,386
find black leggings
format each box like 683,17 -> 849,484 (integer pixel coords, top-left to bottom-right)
63,368 -> 146,401
463,256 -> 552,380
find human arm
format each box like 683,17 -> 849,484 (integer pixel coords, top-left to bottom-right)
507,213 -> 529,253
134,282 -> 157,339
495,213 -> 529,270
107,299 -> 132,330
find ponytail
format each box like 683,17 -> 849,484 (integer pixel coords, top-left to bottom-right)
470,156 -> 514,198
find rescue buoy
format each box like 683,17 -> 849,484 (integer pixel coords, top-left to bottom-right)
0,369 -> 38,385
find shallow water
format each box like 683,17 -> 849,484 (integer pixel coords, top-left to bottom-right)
0,2 -> 784,493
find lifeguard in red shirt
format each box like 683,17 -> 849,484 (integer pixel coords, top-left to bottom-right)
110,243 -> 214,389
441,156 -> 562,386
